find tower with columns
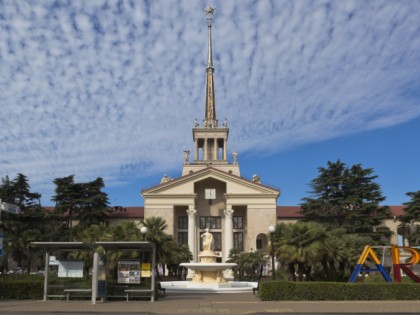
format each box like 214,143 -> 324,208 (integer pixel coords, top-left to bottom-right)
141,7 -> 279,265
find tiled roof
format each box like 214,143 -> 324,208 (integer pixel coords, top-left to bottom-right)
43,206 -> 144,219
107,206 -> 144,218
276,205 -> 406,219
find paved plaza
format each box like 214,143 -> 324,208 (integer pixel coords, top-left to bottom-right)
1,293 -> 420,314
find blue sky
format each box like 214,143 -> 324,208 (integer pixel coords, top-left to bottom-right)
1,1 -> 419,207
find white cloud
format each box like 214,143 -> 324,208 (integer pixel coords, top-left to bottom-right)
0,0 -> 419,202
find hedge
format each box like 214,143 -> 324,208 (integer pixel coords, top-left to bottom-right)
259,281 -> 420,301
0,276 -> 43,300
0,275 -> 160,300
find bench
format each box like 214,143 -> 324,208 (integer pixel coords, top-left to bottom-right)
124,289 -> 152,301
124,284 -> 165,301
252,282 -> 259,295
63,288 -> 92,301
105,285 -> 129,300
158,282 -> 166,295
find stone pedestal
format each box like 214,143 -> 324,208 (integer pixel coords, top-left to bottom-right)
199,251 -> 217,263
191,251 -> 223,283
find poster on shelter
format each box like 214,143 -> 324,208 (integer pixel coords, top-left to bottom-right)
118,260 -> 141,284
58,260 -> 84,278
141,263 -> 151,278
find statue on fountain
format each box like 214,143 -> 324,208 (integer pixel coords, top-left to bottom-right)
201,228 -> 214,252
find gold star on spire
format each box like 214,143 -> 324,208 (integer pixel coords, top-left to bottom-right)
204,6 -> 215,17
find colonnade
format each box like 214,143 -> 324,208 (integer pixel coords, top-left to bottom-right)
186,205 -> 234,262
194,138 -> 227,161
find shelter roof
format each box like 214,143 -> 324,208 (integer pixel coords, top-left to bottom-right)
95,241 -> 155,251
276,205 -> 406,219
30,242 -> 95,251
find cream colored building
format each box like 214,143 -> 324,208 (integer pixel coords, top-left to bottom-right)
141,9 -> 279,263
132,9 -> 415,265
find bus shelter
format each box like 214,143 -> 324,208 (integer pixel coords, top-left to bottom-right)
31,241 -> 156,303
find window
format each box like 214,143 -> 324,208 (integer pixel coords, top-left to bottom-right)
234,232 -> 243,251
256,239 -> 263,250
199,216 -> 221,229
178,216 -> 188,229
233,216 -> 243,229
200,231 -> 222,251
178,232 -> 188,245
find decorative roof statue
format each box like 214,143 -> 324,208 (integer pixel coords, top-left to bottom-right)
183,150 -> 190,165
252,174 -> 261,184
232,151 -> 238,165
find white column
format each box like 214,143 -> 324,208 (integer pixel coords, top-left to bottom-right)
194,139 -> 198,161
223,139 -> 227,160
202,138 -> 206,161
186,207 -> 197,281
214,138 -> 218,161
224,205 -> 234,262
186,208 -> 197,261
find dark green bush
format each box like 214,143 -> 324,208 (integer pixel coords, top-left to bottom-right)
259,281 -> 420,301
0,275 -> 160,300
0,275 -> 43,300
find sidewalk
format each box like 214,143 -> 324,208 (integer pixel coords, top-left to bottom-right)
1,293 -> 420,314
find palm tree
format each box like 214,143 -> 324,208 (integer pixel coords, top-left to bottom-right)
140,216 -> 173,276
72,222 -> 143,278
275,222 -> 327,281
227,249 -> 269,281
72,222 -> 111,277
166,243 -> 193,279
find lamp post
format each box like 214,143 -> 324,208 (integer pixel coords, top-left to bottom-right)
140,226 -> 148,241
140,226 -> 148,267
268,225 -> 276,280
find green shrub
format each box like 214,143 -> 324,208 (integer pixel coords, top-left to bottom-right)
0,275 -> 44,300
259,281 -> 420,301
0,274 -> 160,300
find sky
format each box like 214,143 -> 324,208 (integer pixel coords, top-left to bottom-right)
1,0 -> 419,207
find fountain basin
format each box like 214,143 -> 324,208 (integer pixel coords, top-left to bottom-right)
181,262 -> 236,283
160,280 -> 257,293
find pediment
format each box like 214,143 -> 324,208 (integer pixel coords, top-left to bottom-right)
141,167 -> 279,197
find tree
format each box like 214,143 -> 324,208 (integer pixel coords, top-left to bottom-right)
0,174 -> 46,272
166,242 -> 193,279
399,190 -> 420,244
72,221 -> 141,278
271,222 -> 371,282
300,160 -> 391,241
140,216 -> 173,275
51,175 -> 110,238
140,216 -> 193,278
319,228 -> 372,281
227,249 -> 269,281
275,222 -> 327,281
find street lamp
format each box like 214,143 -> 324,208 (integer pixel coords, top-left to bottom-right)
140,226 -> 148,266
268,225 -> 276,280
140,226 -> 148,241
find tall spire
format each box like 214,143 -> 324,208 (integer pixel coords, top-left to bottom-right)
184,6 -> 236,174
205,6 -> 214,69
203,6 -> 217,128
